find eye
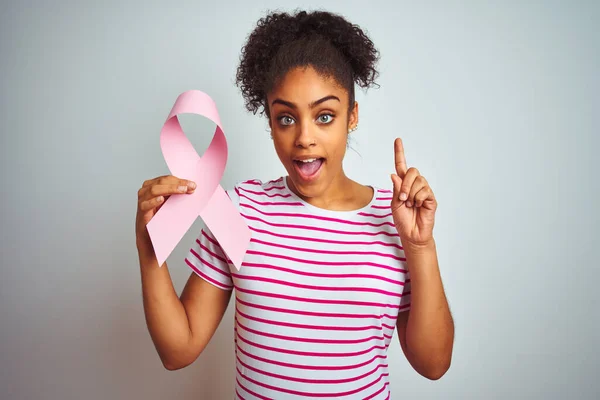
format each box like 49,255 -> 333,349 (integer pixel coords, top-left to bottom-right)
277,116 -> 295,126
318,113 -> 334,124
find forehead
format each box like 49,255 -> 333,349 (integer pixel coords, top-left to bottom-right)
268,66 -> 347,104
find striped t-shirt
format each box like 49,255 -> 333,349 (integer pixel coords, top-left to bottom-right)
185,176 -> 411,399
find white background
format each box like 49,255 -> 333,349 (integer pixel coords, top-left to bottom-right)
1,0 -> 598,399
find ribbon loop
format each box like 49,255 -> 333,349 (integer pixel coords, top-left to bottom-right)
146,90 -> 250,269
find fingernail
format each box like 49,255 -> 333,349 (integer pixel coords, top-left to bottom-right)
406,201 -> 412,207
178,185 -> 187,192
157,196 -> 163,202
400,193 -> 408,201
189,182 -> 196,189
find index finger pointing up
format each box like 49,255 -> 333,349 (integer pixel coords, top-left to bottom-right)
394,138 -> 408,178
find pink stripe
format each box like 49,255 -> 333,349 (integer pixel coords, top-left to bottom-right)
237,307 -> 394,331
236,364 -> 389,397
201,230 -> 222,249
234,389 -> 245,400
267,177 -> 284,185
236,298 -> 399,320
241,203 -> 395,228
236,317 -> 391,345
236,377 -> 270,400
242,214 -> 398,237
232,273 -> 403,298
237,344 -> 388,371
263,185 -> 286,191
379,189 -> 392,194
195,239 -> 227,263
371,205 -> 391,209
246,249 -> 407,273
364,382 -> 390,400
251,237 -> 404,261
376,197 -> 393,201
234,287 -> 402,309
249,226 -> 403,250
189,249 -> 230,278
236,354 -> 388,384
185,258 -> 232,290
201,229 -> 217,243
359,211 -> 393,218
237,330 -> 386,358
200,230 -> 233,263
200,230 -> 231,261
242,261 -> 404,286
238,186 -> 293,198
239,192 -> 303,206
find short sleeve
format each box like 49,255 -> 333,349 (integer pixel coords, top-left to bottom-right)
183,188 -> 240,291
184,226 -> 234,291
400,271 -> 411,312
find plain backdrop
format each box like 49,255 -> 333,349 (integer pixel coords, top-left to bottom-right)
1,1 -> 598,399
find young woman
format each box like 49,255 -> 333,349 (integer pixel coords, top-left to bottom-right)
136,10 -> 454,399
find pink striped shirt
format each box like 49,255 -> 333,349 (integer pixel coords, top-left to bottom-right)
185,177 -> 411,399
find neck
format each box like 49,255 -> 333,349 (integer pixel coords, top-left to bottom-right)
286,170 -> 370,211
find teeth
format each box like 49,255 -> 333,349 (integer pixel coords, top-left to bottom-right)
299,158 -> 317,163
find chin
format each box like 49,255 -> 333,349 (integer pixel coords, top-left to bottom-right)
287,172 -> 328,199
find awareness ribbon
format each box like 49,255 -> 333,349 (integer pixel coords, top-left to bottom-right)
146,90 -> 250,269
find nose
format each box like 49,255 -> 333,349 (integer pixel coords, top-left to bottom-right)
294,122 -> 316,148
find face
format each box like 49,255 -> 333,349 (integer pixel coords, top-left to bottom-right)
267,66 -> 358,199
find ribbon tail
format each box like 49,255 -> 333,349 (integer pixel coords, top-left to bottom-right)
147,194 -> 198,267
201,186 -> 251,270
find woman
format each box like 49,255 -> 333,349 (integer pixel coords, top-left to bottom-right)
136,9 -> 454,399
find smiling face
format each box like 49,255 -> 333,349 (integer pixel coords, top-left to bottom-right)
267,66 -> 358,200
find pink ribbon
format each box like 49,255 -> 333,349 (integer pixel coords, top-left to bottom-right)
146,90 -> 250,269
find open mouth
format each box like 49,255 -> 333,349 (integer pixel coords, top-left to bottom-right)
293,158 -> 325,181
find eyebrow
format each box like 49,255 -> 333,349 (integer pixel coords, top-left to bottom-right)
271,95 -> 340,109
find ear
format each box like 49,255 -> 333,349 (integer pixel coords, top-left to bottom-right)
348,101 -> 359,131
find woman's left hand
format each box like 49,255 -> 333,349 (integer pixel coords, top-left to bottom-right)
390,138 -> 438,248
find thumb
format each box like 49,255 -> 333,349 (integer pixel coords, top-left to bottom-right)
390,174 -> 404,204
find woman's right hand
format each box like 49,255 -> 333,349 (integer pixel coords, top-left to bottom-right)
136,175 -> 196,253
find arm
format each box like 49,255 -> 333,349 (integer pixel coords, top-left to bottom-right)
136,175 -> 232,371
396,239 -> 454,380
390,137 -> 454,379
139,247 -> 232,370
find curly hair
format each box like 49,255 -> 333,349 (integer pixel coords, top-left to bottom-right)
235,9 -> 380,118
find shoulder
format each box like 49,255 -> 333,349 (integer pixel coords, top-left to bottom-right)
225,177 -> 286,209
371,185 -> 394,201
358,185 -> 395,219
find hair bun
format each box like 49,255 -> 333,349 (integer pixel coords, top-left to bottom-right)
236,10 -> 380,116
